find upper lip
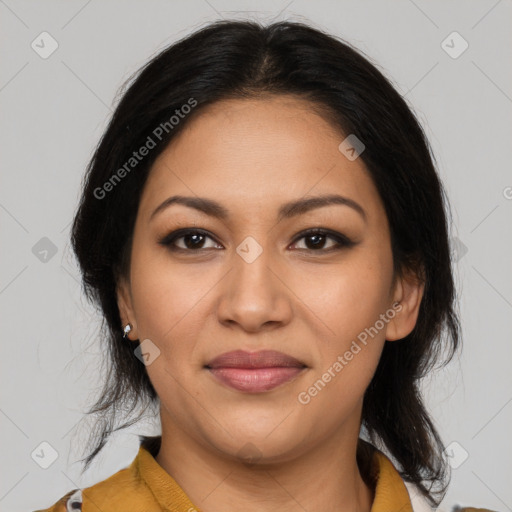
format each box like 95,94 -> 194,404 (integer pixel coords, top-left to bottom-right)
205,350 -> 306,369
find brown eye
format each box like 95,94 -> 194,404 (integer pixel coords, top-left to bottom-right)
158,229 -> 222,251
290,229 -> 355,252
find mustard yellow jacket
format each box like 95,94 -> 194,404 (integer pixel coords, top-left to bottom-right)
33,437 -> 496,512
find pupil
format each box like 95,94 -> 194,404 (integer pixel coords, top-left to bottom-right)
186,234 -> 204,249
307,234 -> 324,249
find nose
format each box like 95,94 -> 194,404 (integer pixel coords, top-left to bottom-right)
216,242 -> 293,333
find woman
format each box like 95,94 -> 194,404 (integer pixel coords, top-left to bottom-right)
35,19 -> 493,512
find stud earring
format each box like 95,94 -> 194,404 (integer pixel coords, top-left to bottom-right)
123,323 -> 133,339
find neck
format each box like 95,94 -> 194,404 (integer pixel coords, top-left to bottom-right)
154,411 -> 374,512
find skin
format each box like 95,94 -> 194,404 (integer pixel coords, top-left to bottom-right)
117,95 -> 424,512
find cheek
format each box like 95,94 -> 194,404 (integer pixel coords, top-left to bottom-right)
127,244 -> 215,409
128,240 -> 212,347
297,248 -> 394,343
292,248 -> 393,402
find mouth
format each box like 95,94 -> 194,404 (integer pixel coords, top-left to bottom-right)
204,350 -> 307,393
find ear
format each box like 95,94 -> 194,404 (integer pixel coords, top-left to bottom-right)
385,267 -> 424,341
116,276 -> 138,340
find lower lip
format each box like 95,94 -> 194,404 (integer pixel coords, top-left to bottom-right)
207,367 -> 305,392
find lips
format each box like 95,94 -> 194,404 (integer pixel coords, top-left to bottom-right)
205,350 -> 307,393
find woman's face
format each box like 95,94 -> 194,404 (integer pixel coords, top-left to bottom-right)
117,95 -> 421,462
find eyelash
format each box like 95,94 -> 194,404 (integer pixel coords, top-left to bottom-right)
158,228 -> 355,254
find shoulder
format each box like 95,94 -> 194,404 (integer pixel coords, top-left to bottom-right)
32,488 -> 82,512
32,451 -> 155,512
370,446 -> 496,512
403,475 -> 497,512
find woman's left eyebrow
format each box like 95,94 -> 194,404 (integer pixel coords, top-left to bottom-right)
149,194 -> 367,223
277,194 -> 367,222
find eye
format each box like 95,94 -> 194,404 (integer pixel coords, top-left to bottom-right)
290,228 -> 355,252
158,227 -> 355,254
158,229 -> 222,251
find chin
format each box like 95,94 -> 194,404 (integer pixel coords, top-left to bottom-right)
228,436 -> 306,466
204,416 -> 308,462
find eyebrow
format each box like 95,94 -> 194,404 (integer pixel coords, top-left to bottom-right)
149,194 -> 367,223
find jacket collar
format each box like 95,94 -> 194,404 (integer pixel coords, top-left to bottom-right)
138,435 -> 420,512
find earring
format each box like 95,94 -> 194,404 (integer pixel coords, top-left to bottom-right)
123,323 -> 133,339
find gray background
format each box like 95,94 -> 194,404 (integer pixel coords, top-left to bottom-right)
1,1 -> 511,511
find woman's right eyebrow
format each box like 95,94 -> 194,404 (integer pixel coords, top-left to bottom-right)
150,195 -> 229,221
149,194 -> 367,223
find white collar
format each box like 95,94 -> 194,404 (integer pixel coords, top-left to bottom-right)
404,481 -> 434,512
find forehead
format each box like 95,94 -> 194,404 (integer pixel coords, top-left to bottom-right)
139,95 -> 382,221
